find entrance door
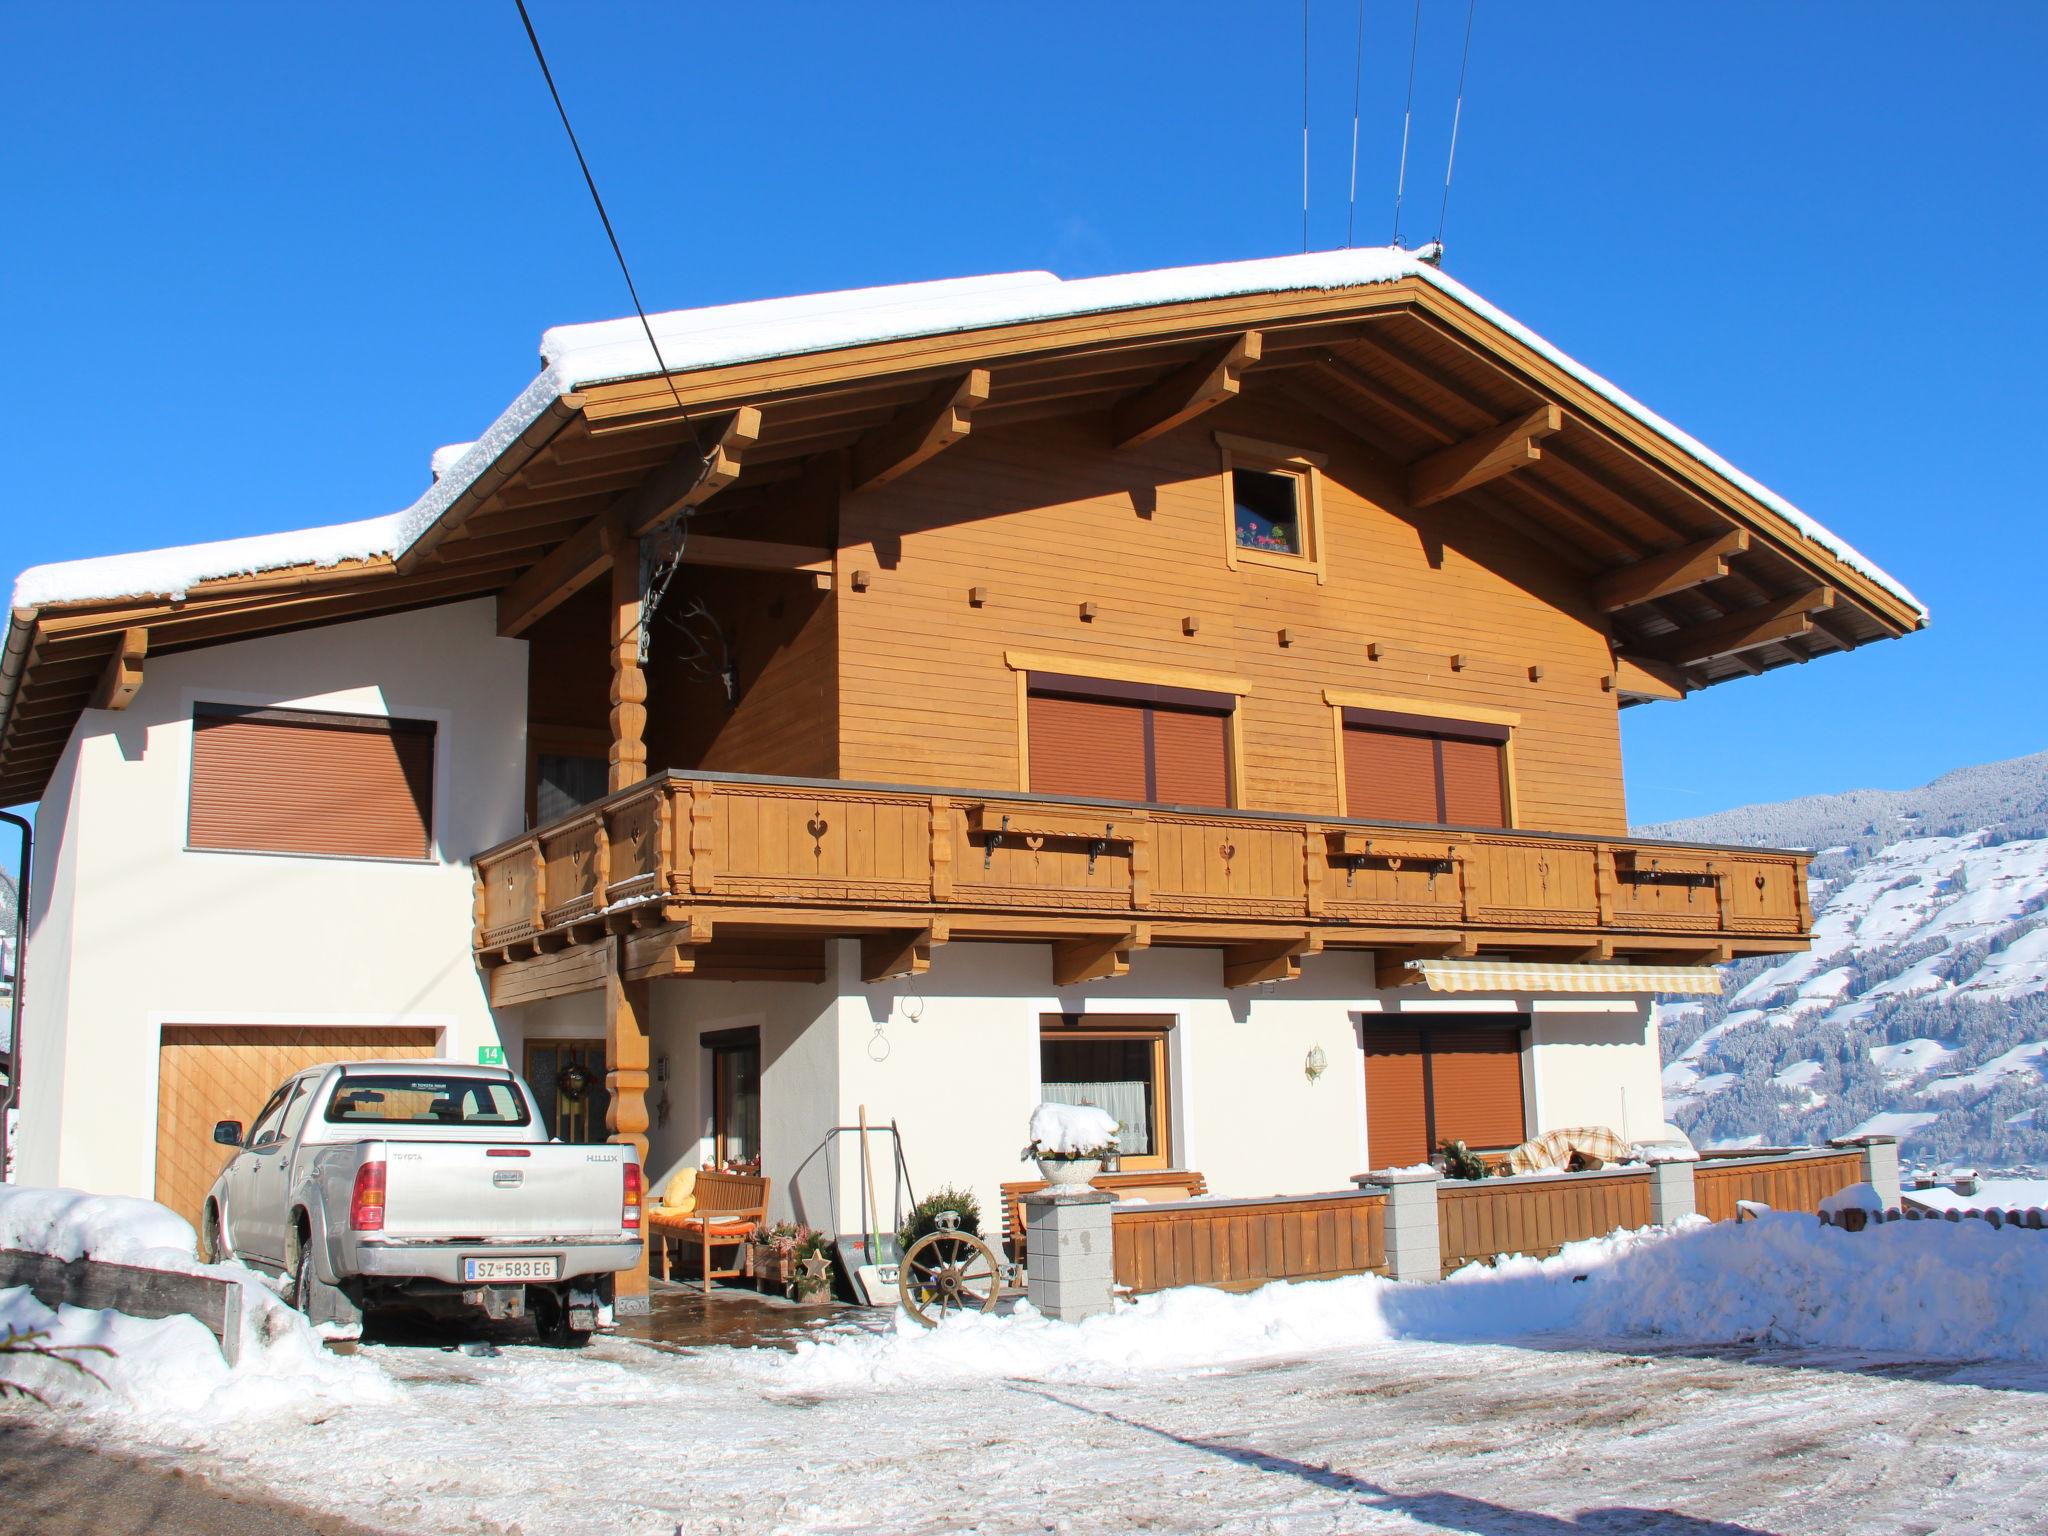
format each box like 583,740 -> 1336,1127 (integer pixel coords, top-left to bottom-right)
703,1028 -> 761,1170
154,1025 -> 439,1232
525,1040 -> 611,1143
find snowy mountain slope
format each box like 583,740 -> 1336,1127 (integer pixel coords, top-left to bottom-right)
1640,750 -> 2048,1170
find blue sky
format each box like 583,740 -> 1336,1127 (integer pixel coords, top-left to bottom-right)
2,2 -> 2043,852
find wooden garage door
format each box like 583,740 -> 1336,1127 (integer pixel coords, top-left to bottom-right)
154,1026 -> 440,1230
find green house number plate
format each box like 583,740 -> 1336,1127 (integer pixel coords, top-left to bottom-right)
477,1046 -> 506,1066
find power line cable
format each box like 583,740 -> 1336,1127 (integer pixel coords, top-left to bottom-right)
1434,0 -> 1479,251
512,0 -> 711,663
1301,0 -> 1311,252
1390,0 -> 1422,247
1345,0 -> 1366,247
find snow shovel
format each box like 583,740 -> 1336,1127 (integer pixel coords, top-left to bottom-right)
844,1104 -> 898,1307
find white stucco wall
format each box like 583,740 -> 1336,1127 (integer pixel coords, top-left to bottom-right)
15,599 -> 527,1199
1526,999 -> 1668,1142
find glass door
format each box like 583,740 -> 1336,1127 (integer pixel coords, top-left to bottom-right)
524,1040 -> 611,1144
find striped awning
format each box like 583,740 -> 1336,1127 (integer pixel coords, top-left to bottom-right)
1398,959 -> 1724,995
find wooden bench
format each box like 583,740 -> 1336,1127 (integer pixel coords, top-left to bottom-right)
647,1170 -> 771,1293
1000,1169 -> 1210,1260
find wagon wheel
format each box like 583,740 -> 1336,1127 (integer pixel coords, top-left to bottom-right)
898,1230 -> 1001,1327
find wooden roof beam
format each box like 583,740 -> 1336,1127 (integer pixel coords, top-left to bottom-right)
89,628 -> 146,711
1408,405 -> 1563,508
1222,933 -> 1320,989
1642,587 -> 1835,667
680,533 -> 834,591
1611,653 -> 1690,703
1110,331 -> 1262,448
1593,531 -> 1750,612
497,408 -> 762,638
850,369 -> 990,493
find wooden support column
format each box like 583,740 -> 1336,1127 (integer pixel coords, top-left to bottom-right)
603,943 -> 652,1301
608,551 -> 647,792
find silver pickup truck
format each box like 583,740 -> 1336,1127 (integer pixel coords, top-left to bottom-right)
201,1059 -> 642,1343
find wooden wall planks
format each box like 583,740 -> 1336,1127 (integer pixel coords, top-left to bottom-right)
834,398 -> 1629,834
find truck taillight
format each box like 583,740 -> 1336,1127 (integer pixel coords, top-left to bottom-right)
350,1161 -> 387,1232
622,1163 -> 643,1233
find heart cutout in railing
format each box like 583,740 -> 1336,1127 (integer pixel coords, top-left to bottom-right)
1218,842 -> 1236,862
1025,835 -> 1046,853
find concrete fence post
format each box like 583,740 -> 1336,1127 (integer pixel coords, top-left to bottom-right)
1024,1189 -> 1115,1323
1646,1157 -> 1697,1227
1360,1167 -> 1442,1284
1829,1134 -> 1902,1209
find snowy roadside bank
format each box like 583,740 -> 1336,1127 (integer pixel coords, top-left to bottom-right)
0,1183 -> 397,1429
754,1210 -> 2048,1392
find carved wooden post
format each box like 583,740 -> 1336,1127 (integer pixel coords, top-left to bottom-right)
608,547 -> 648,793
529,844 -> 547,933
929,795 -> 954,902
604,945 -> 652,1306
1130,820 -> 1153,910
1594,847 -> 1617,928
1302,825 -> 1326,918
689,782 -> 717,893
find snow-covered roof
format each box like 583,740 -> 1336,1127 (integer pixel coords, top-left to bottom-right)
9,246 -> 1926,617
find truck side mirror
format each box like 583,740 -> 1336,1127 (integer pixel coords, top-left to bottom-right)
213,1120 -> 244,1147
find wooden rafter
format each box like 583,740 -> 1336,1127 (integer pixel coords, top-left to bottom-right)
1052,928 -> 1145,986
1110,332 -> 1262,447
1641,587 -> 1835,667
1222,933 -> 1320,989
680,533 -> 834,589
1592,531 -> 1751,612
89,628 -> 147,711
1611,654 -> 1690,702
1407,405 -> 1563,508
850,369 -> 990,493
496,408 -> 762,639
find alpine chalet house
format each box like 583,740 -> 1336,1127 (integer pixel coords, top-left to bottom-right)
1,251 -> 1922,1275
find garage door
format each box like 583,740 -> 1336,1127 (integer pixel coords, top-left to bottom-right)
154,1025 -> 440,1230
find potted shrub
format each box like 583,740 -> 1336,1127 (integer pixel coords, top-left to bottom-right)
750,1221 -> 803,1291
789,1230 -> 836,1303
1022,1102 -> 1120,1186
897,1186 -> 984,1253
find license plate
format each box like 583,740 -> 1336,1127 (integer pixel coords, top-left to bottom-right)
463,1257 -> 559,1282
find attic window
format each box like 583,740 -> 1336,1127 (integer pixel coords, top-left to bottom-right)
1216,432 -> 1327,580
1233,469 -> 1302,555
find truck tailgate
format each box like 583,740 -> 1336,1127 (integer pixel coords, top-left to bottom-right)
378,1142 -> 629,1239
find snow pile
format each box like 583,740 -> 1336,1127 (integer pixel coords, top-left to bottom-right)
0,1184 -> 396,1425
755,1212 -> 2048,1394
1026,1102 -> 1119,1156
1817,1181 -> 1886,1216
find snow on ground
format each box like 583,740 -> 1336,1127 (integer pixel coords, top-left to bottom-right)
1848,1109 -> 1942,1139
1872,1037 -> 1960,1080
0,1184 -> 395,1427
1904,1178 -> 2048,1213
7,1212 -> 2048,1532
1922,1040 -> 2048,1098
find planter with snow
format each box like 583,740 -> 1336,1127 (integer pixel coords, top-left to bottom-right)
1023,1102 -> 1119,1189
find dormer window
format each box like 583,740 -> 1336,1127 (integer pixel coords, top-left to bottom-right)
1232,468 -> 1303,555
1216,432 -> 1327,580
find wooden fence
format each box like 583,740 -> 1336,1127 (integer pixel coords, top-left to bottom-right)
1436,1168 -> 1652,1271
0,1248 -> 244,1364
1693,1149 -> 1863,1223
1110,1190 -> 1387,1294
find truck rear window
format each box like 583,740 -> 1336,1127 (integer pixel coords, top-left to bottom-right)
324,1074 -> 532,1127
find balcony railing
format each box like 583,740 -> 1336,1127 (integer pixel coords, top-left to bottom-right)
471,770 -> 1810,964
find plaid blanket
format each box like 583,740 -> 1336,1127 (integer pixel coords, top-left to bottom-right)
1505,1125 -> 1633,1175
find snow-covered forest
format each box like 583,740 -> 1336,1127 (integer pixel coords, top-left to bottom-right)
1643,750 -> 2048,1171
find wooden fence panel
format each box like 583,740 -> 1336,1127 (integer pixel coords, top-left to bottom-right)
1110,1191 -> 1387,1293
1694,1151 -> 1862,1223
1437,1171 -> 1652,1270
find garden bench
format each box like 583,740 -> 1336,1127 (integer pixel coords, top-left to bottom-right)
999,1169 -> 1209,1261
647,1170 -> 770,1293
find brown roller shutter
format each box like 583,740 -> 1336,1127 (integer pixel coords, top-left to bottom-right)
1345,727 -> 1439,822
1363,1027 -> 1431,1167
1429,1026 -> 1527,1149
1439,738 -> 1506,826
1149,705 -> 1230,807
1028,692 -> 1148,801
190,706 -> 435,859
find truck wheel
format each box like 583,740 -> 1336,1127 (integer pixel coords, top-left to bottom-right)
200,1203 -> 224,1265
531,1288 -> 591,1349
286,1219 -> 363,1333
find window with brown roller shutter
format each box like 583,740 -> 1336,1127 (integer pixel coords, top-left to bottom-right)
189,704 -> 436,860
1362,1019 -> 1528,1164
1342,708 -> 1508,828
1026,674 -> 1233,807
1363,1026 -> 1431,1167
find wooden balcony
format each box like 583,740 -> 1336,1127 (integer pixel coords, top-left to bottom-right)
471,771 -> 1811,1000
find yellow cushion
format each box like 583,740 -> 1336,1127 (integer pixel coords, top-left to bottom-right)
654,1167 -> 697,1216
